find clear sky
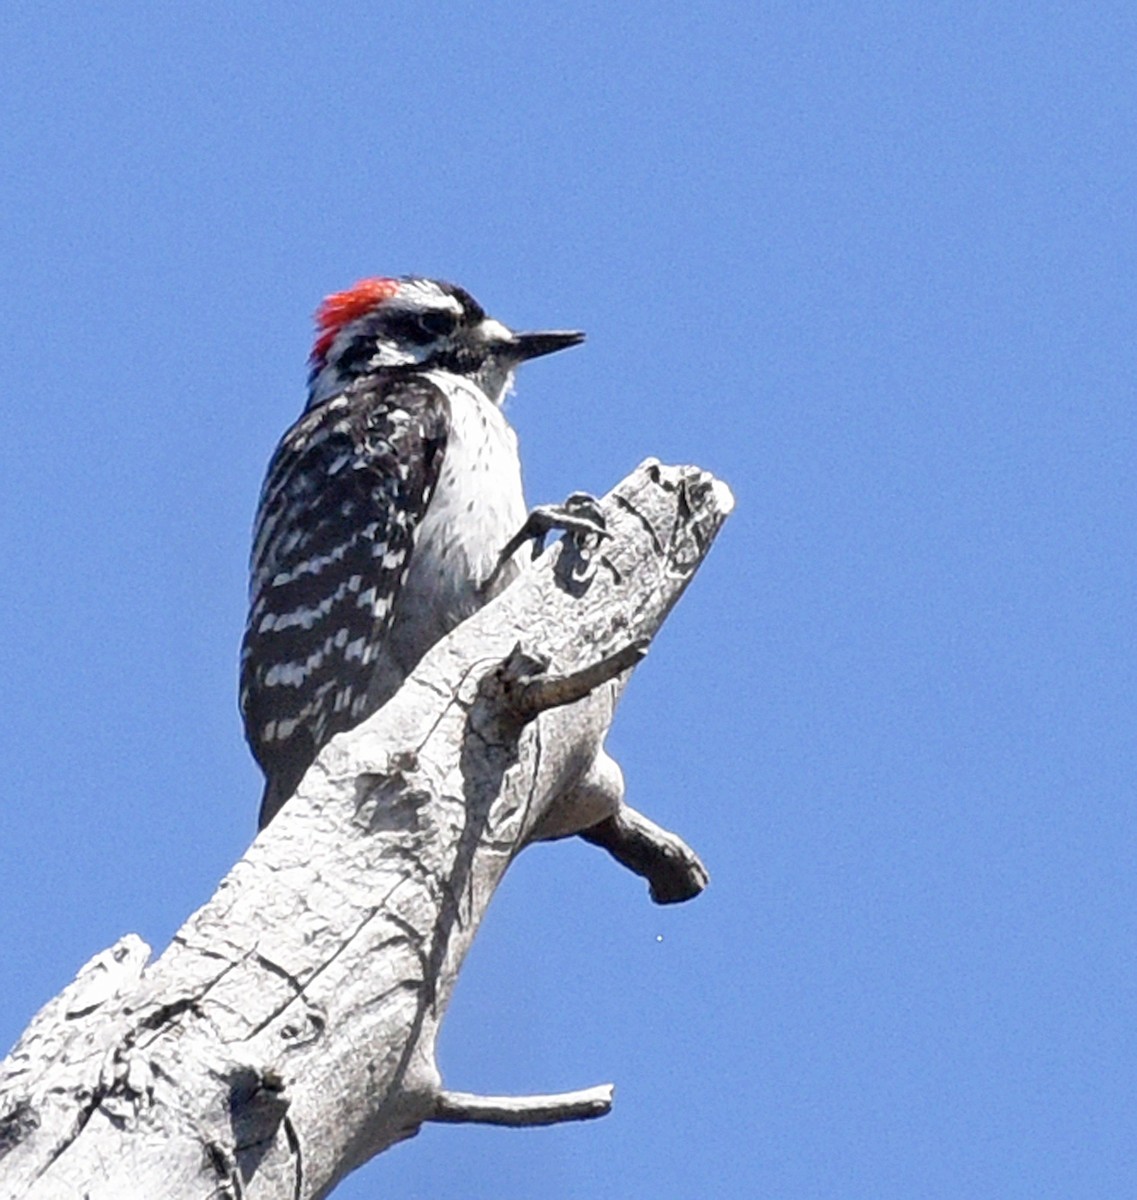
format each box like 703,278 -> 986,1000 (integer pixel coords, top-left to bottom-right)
1,4 -> 1133,1197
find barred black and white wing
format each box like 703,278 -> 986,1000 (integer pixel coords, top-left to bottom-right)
240,374 -> 449,827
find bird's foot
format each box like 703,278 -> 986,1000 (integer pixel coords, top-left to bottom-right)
485,492 -> 609,591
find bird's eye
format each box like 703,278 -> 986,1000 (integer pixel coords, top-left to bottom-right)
381,311 -> 454,345
418,310 -> 458,338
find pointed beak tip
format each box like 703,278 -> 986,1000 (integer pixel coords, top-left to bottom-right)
514,329 -> 586,362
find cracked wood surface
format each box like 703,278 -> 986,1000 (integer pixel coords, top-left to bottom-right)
0,460 -> 734,1200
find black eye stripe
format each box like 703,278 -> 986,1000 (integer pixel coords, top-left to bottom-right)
419,310 -> 457,337
382,310 -> 457,344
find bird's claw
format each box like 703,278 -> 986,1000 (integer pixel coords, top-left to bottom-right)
485,492 -> 609,591
520,492 -> 609,559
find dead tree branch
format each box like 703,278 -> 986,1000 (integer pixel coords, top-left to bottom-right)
0,460 -> 733,1200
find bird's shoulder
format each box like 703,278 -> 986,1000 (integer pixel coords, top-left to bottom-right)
276,371 -> 451,471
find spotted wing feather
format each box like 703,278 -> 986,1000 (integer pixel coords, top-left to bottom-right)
240,374 -> 449,826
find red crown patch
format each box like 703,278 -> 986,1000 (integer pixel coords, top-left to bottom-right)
310,277 -> 400,366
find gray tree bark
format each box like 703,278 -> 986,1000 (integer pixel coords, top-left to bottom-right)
0,460 -> 733,1200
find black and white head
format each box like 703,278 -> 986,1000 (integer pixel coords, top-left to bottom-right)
306,276 -> 584,408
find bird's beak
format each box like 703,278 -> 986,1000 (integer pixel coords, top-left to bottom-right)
510,329 -> 586,362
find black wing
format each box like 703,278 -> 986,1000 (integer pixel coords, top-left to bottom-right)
240,373 -> 449,824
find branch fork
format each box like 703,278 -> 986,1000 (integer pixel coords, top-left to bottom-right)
498,638 -> 649,721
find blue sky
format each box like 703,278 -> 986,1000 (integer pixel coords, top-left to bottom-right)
1,4 -> 1134,1196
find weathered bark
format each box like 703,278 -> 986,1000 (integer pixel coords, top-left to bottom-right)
0,460 -> 734,1200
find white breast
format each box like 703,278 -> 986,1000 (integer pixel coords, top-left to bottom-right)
375,373 -> 528,694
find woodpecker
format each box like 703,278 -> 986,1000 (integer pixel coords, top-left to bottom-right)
241,276 -> 585,828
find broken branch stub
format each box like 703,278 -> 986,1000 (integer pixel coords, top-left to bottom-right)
0,460 -> 734,1200
498,638 -> 650,721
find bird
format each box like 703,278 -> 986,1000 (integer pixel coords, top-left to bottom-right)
240,276 -> 585,828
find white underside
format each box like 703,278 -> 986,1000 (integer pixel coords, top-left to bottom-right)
366,371 -> 528,706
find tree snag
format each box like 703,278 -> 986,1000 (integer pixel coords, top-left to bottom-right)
0,459 -> 734,1200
